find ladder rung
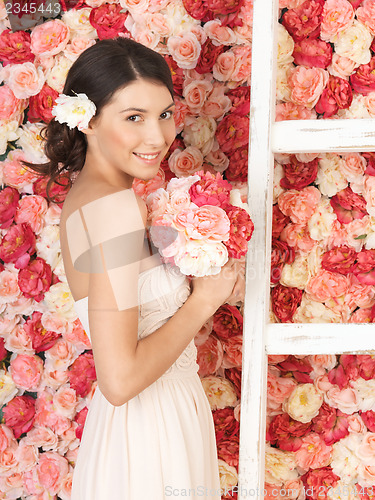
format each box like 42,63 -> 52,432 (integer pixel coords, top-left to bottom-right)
266,323 -> 375,354
272,119 -> 375,154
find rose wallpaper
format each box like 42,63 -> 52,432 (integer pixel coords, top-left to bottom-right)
1,0 -> 375,498
0,0 -> 250,497
267,2 -> 375,500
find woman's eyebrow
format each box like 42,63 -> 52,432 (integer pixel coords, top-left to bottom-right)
119,102 -> 175,114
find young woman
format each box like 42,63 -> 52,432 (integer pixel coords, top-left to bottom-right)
22,37 -> 242,499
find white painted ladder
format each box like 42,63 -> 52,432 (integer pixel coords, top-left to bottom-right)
238,0 -> 375,498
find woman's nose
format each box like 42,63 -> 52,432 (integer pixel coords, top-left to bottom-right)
144,121 -> 165,147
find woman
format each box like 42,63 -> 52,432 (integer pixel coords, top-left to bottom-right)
22,37 -> 242,499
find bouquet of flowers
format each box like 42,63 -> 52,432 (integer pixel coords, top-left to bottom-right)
146,170 -> 254,277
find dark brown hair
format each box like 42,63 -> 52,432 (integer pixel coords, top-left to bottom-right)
20,37 -> 174,204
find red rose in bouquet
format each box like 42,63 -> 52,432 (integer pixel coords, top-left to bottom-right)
189,171 -> 232,208
89,4 -> 129,40
271,284 -> 303,322
315,75 -> 353,118
281,0 -> 324,41
267,413 -> 312,451
321,246 -> 357,275
292,37 -> 332,69
0,30 -> 35,65
330,186 -> 368,224
271,238 -> 295,283
280,156 -> 319,190
3,395 -> 36,439
28,83 -> 59,123
350,56 -> 375,95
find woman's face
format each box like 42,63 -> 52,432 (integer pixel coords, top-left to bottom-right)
83,78 -> 176,186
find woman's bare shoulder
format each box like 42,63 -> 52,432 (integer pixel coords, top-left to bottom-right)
60,177 -> 147,227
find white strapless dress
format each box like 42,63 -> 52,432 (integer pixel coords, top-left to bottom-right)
70,263 -> 221,499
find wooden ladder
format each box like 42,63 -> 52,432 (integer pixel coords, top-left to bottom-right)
238,0 -> 375,498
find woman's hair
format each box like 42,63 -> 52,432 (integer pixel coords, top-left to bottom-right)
20,37 -> 174,204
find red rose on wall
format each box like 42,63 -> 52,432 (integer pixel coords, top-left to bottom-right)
267,413 -> 312,451
280,157 -> 319,190
315,75 -> 353,118
28,84 -> 60,123
23,311 -> 61,352
213,303 -> 243,342
195,39 -> 225,74
272,204 -> 291,238
281,0 -> 324,41
353,249 -> 375,285
3,395 -> 36,439
0,186 -> 20,229
18,257 -> 53,302
89,4 -> 129,40
301,467 -> 340,500
330,186 -> 368,224
292,37 -> 332,68
225,147 -> 248,182
350,56 -> 375,95
0,223 -> 36,269
271,284 -> 303,322
321,246 -> 357,275
0,30 -> 35,65
271,238 -> 295,283
216,114 -> 249,154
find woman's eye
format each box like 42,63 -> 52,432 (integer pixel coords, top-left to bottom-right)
127,115 -> 141,122
160,110 -> 174,120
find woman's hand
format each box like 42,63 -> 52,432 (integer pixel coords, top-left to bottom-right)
225,259 -> 246,306
190,257 -> 239,311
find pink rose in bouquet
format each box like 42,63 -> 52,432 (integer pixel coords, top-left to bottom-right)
147,171 -> 253,276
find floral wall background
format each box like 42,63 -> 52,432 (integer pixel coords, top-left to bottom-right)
0,0 -> 251,498
267,1 -> 375,500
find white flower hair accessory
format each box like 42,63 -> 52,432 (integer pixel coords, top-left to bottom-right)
51,91 -> 96,132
